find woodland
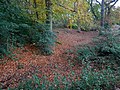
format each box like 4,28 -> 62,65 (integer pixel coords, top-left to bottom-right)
0,0 -> 120,89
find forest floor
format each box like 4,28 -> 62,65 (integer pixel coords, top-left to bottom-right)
0,28 -> 98,89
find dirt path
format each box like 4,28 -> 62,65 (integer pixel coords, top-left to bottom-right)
0,29 -> 98,89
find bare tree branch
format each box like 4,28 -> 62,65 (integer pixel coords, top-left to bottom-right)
55,0 -> 76,12
110,0 -> 118,9
105,0 -> 118,11
105,0 -> 118,6
88,0 -> 99,19
96,0 -> 101,6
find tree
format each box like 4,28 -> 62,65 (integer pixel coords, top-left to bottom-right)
18,0 -> 93,30
110,7 -> 120,25
45,0 -> 52,31
19,0 -> 53,31
54,0 -> 93,30
105,0 -> 118,16
101,0 -> 105,27
33,0 -> 39,19
88,0 -> 105,27
87,0 -> 100,20
89,0 -> 119,28
104,0 -> 118,26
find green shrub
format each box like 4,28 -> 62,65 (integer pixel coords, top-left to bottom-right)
76,32 -> 120,66
10,66 -> 119,90
72,23 -> 78,29
70,65 -> 117,90
0,0 -> 56,58
9,75 -> 71,90
9,75 -> 50,90
32,30 -> 56,55
75,46 -> 96,64
0,0 -> 32,58
96,33 -> 120,66
73,31 -> 120,89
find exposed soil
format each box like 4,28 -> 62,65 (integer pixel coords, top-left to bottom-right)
0,29 -> 98,89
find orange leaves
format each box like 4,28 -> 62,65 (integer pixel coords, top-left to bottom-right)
0,29 -> 98,89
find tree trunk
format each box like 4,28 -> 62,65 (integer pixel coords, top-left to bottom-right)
76,0 -> 81,31
33,0 -> 39,20
101,0 -> 105,28
106,7 -> 111,26
45,0 -> 52,31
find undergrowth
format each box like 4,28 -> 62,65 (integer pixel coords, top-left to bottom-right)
7,31 -> 120,90
76,31 -> 120,66
1,0 -> 120,90
74,31 -> 120,89
9,65 -> 119,90
71,66 -> 117,90
0,0 -> 56,59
